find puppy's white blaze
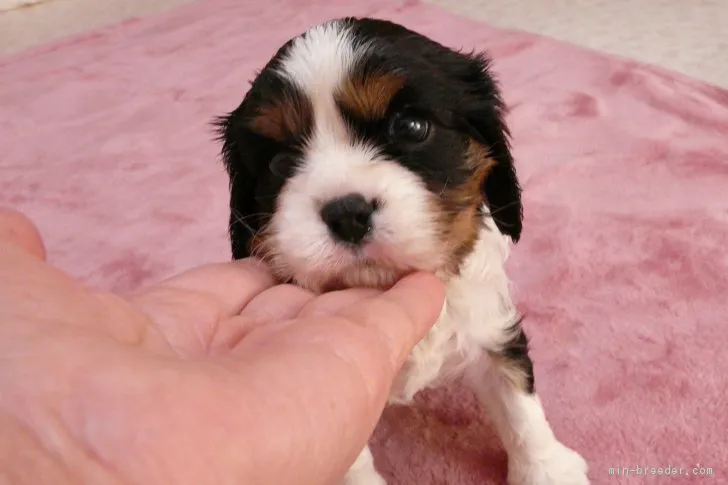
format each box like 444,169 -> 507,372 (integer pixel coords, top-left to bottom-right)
277,20 -> 364,146
276,20 -> 358,95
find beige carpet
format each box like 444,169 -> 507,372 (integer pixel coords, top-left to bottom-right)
427,0 -> 728,90
1,0 -> 727,88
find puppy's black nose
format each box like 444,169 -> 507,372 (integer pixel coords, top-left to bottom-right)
320,193 -> 375,245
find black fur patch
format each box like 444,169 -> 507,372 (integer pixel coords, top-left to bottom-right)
499,318 -> 535,394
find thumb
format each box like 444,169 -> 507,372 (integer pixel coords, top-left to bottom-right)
335,271 -> 446,371
0,208 -> 47,261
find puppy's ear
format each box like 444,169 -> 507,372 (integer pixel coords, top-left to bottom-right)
458,51 -> 523,242
215,108 -> 264,260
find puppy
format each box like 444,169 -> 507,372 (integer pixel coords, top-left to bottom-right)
215,17 -> 589,485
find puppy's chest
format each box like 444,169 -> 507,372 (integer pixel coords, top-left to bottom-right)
387,276 -> 515,404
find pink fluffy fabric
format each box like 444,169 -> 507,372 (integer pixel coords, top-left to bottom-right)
1,0 -> 727,482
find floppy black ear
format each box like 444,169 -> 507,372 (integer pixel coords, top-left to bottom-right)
215,109 -> 264,260
459,51 -> 523,242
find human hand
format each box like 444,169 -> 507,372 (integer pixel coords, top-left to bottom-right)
0,208 -> 445,485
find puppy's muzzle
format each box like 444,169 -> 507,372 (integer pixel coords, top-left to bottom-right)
319,192 -> 377,245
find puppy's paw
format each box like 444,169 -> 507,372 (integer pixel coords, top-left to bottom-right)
344,468 -> 387,485
508,441 -> 589,485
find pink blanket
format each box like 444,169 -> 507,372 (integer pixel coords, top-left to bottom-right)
2,0 -> 727,482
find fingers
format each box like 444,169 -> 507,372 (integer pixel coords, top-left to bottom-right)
129,258 -> 281,355
335,272 -> 446,368
137,258 -> 277,318
242,284 -> 315,321
230,272 -> 444,368
208,284 -> 316,352
296,288 -> 381,317
0,207 -> 46,260
211,286 -> 382,354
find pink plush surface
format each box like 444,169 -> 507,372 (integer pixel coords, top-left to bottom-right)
2,0 -> 728,482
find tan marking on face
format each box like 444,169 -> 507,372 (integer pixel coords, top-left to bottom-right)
248,96 -> 312,142
437,140 -> 497,275
337,73 -> 405,120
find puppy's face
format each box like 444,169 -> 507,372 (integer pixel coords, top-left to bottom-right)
217,18 -> 522,292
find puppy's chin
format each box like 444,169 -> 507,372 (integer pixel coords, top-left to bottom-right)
271,241 -> 423,293
292,260 -> 410,294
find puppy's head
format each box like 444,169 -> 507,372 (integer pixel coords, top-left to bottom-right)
216,18 -> 522,292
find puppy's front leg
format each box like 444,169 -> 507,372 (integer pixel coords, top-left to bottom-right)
344,445 -> 387,485
465,321 -> 589,485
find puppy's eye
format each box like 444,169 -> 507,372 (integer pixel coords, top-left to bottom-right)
388,112 -> 431,144
269,152 -> 297,177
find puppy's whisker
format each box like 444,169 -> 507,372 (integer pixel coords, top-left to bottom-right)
487,200 -> 521,216
438,177 -> 452,197
228,218 -> 257,238
231,210 -> 274,222
229,209 -> 273,236
486,201 -> 521,228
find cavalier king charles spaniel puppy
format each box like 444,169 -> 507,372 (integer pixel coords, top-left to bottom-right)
215,17 -> 589,485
